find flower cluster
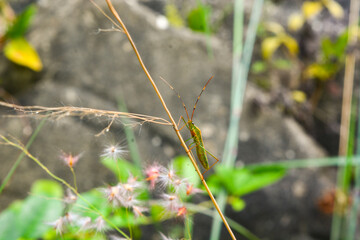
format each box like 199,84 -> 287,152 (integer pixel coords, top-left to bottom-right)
100,174 -> 148,217
144,163 -> 202,219
50,142 -> 202,239
48,213 -> 107,236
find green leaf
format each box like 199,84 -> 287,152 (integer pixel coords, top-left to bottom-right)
273,58 -> 292,70
213,166 -> 286,196
4,37 -> 43,71
30,179 -> 63,198
101,157 -> 142,182
228,196 -> 246,211
0,180 -> 63,240
0,206 -> 21,240
187,4 -> 211,33
321,31 -> 347,61
6,5 -> 36,39
251,61 -> 267,74
150,204 -> 166,222
206,173 -> 223,195
237,166 -> 286,196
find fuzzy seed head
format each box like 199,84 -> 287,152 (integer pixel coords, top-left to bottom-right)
64,188 -> 77,204
48,216 -> 67,235
132,205 -> 148,218
93,216 -> 107,232
161,193 -> 180,212
101,143 -> 127,161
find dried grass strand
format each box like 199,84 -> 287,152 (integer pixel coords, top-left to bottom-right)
0,101 -> 171,127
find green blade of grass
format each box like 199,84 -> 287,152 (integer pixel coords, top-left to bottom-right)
0,118 -> 46,194
117,99 -> 142,169
246,156 -> 360,170
210,0 -> 264,239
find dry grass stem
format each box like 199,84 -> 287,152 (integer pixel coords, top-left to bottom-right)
0,101 -> 171,130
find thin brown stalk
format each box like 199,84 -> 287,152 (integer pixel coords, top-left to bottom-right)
338,0 -> 359,156
0,101 -> 171,134
101,0 -> 236,239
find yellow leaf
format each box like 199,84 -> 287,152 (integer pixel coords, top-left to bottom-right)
280,35 -> 299,56
262,37 -> 281,60
302,1 -> 323,19
325,0 -> 344,19
265,22 -> 285,34
292,90 -> 307,103
305,64 -> 330,80
288,13 -> 305,31
165,4 -> 184,28
4,38 -> 42,71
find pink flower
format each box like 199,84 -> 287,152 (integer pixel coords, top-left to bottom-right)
101,185 -> 122,206
59,152 -> 82,168
145,163 -> 164,189
186,183 -> 202,196
176,206 -> 187,218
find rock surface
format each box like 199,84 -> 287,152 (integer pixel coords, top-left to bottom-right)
0,0 -> 334,239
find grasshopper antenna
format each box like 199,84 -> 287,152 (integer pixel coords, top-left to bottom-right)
191,76 -> 214,120
159,76 -> 190,121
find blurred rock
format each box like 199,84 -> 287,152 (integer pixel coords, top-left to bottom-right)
0,0 -> 333,239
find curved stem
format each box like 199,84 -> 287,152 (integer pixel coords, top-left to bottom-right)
102,0 -> 236,239
70,167 -> 77,192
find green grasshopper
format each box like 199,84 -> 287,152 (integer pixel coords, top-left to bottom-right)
161,76 -> 219,175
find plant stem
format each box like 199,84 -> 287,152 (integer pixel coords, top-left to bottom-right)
331,0 -> 359,238
103,0 -> 236,239
210,0 -> 263,239
0,118 -> 46,194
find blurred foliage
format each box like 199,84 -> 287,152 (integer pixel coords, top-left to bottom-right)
0,180 -> 63,240
4,37 -> 42,71
187,2 -> 211,33
261,22 -> 299,60
292,90 -> 307,103
207,165 -> 286,211
288,0 -> 344,32
254,0 -> 349,109
305,30 -> 348,81
165,4 -> 184,28
164,2 -> 213,34
0,2 -> 42,71
0,153 -> 286,239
